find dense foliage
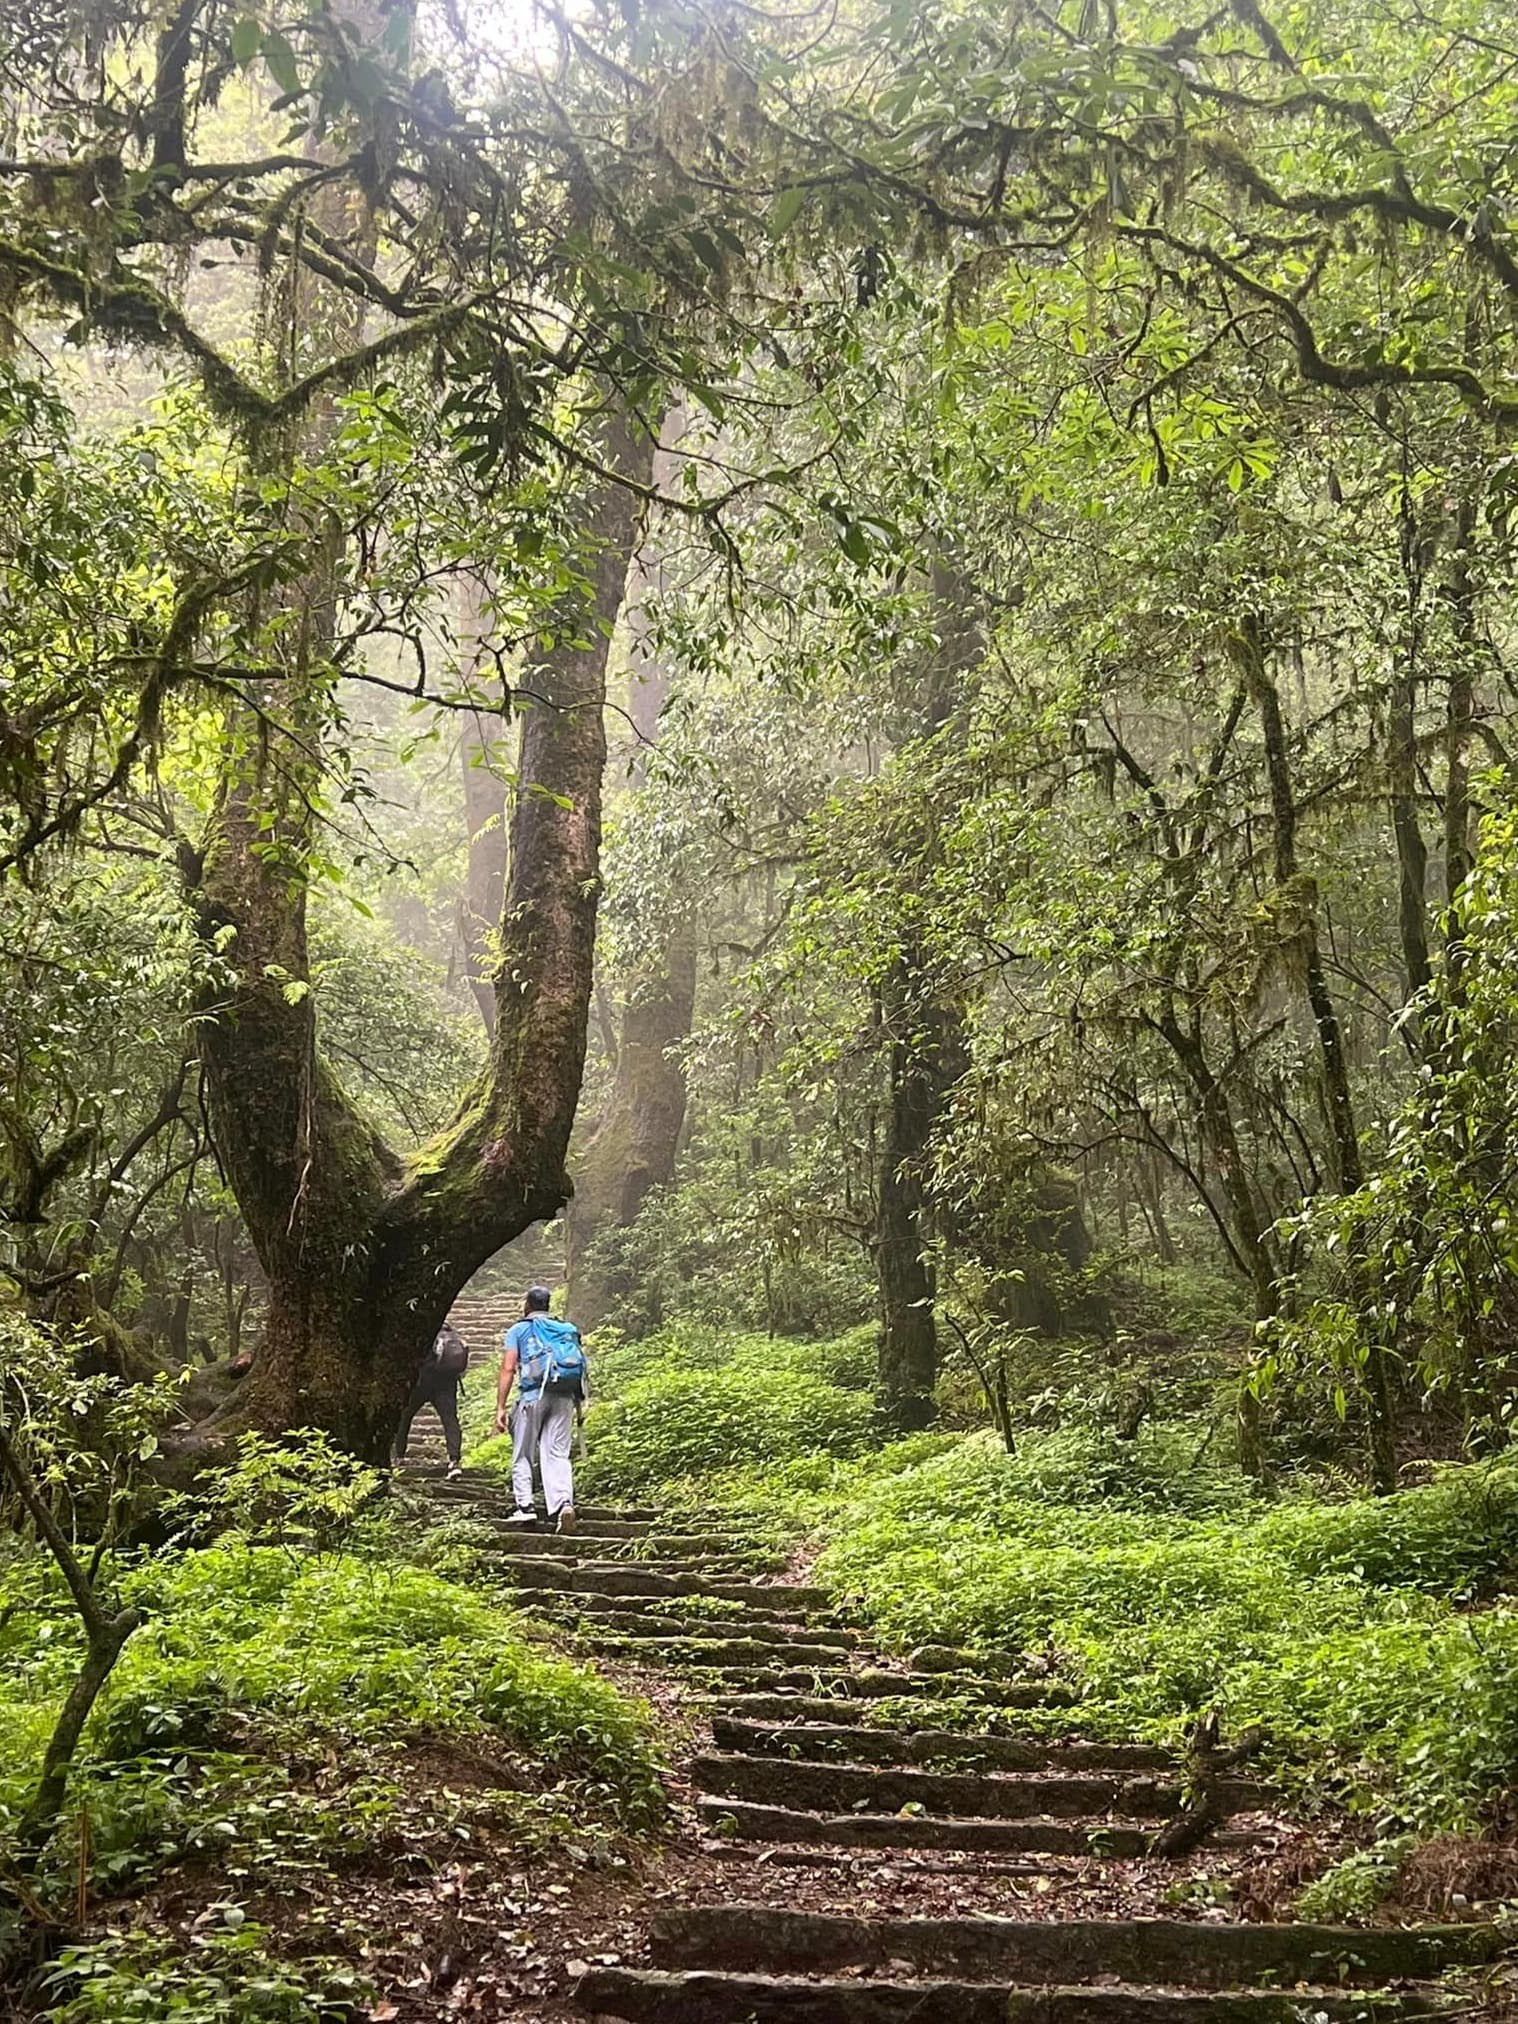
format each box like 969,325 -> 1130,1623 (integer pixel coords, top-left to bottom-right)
567,1322 -> 1518,1845
10,0 -> 1518,1993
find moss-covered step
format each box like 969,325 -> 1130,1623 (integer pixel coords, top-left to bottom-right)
708,1684 -> 1074,1718
651,1906 -> 1502,1987
572,1967 -> 1453,2024
477,1525 -> 771,1554
495,1560 -> 832,1607
584,1634 -> 869,1669
569,1612 -> 856,1649
690,1753 -> 1266,1821
708,1717 -> 1170,1771
483,1542 -> 790,1578
414,1478 -> 660,1521
692,1797 -> 1166,1855
536,1593 -> 850,1636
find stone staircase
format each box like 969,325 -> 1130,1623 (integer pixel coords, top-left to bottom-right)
445,1253 -> 565,1356
404,1467 -> 1505,2023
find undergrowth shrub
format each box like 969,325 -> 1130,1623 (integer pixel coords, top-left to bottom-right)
813,1438 -> 1518,1832
583,1363 -> 872,1494
0,1542 -> 665,1887
112,1550 -> 661,1814
535,1327 -> 877,1496
45,1911 -> 367,2022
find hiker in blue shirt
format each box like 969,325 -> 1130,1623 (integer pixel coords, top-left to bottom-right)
494,1286 -> 588,1533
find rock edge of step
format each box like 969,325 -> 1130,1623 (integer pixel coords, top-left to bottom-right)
648,1906 -> 1502,1987
574,1966 -> 1455,2024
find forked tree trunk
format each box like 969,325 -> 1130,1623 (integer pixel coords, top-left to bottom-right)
193,413 -> 653,1456
1153,1005 -> 1278,1481
1235,620 -> 1362,1195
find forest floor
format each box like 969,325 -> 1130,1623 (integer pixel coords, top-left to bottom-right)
21,1443 -> 1517,2024
316,1459 -> 1516,2024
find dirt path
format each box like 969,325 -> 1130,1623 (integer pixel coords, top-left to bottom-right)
410,1465 -> 1508,2023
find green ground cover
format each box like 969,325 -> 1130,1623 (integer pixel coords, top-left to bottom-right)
545,1323 -> 1518,1840
1,1477 -> 663,2018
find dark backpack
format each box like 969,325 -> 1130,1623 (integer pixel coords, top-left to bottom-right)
434,1324 -> 469,1377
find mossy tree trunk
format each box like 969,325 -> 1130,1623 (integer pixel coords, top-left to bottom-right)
873,564 -> 980,1429
457,574 -> 509,1037
193,413 -> 653,1457
566,416 -> 697,1325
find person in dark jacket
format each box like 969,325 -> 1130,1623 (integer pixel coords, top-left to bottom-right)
392,1322 -> 469,1478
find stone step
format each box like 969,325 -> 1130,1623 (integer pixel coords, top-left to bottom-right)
571,1613 -> 856,1650
711,1685 -> 1071,1719
651,1906 -> 1500,1987
702,1843 -> 1057,1878
498,1563 -> 833,1608
573,1967 -> 1449,2024
694,1797 -> 1170,1856
709,1718 -> 1170,1772
482,1533 -> 788,1571
541,1590 -> 843,1629
700,1671 -> 1071,1703
479,1521 -> 772,1552
690,1754 -> 1260,1823
588,1635 -> 867,1670
477,1515 -> 653,1540
415,1480 -> 660,1523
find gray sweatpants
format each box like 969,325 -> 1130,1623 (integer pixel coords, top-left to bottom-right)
510,1393 -> 576,1515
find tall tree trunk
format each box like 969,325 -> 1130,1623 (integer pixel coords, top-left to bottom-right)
1444,488 -> 1478,919
457,573 -> 508,1036
1234,618 -> 1398,1491
566,411 -> 697,1324
1391,481 -> 1432,1023
872,561 -> 980,1428
875,961 -> 948,1429
1388,672 -> 1432,1016
566,928 -> 697,1323
192,409 -> 654,1455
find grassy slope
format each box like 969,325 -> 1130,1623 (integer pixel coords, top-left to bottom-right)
555,1324 -> 1518,1839
0,1511 -> 663,2018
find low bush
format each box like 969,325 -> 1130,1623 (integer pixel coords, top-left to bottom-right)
547,1327 -> 877,1497
813,1439 -> 1518,1832
582,1362 -> 872,1495
45,1911 -> 368,2023
0,1541 -> 666,1891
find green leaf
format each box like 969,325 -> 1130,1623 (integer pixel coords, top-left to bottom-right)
839,519 -> 872,567
770,187 -> 805,237
231,16 -> 262,65
261,30 -> 302,96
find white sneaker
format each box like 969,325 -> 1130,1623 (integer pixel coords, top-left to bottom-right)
446,1463 -> 463,1480
504,1508 -> 537,1527
555,1505 -> 577,1535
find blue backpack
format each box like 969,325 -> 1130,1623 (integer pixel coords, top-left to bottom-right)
522,1317 -> 588,1402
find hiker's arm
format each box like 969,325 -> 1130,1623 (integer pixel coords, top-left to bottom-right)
494,1348 -> 518,1433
